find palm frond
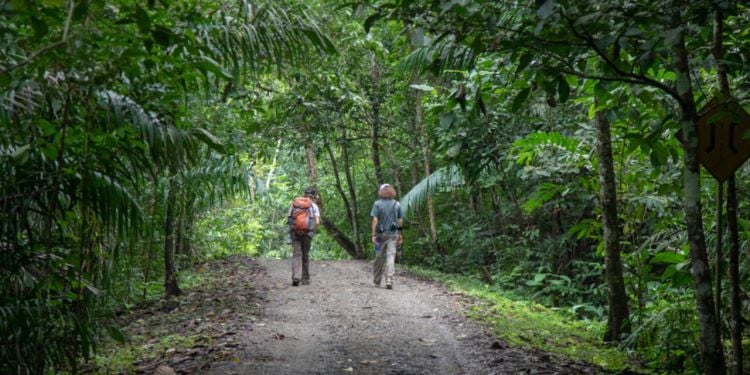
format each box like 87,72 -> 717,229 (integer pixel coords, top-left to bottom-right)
0,81 -> 43,121
398,39 -> 476,77
400,165 -> 463,219
183,155 -> 250,209
97,90 -> 199,170
194,1 -> 335,79
79,170 -> 145,236
510,131 -> 584,166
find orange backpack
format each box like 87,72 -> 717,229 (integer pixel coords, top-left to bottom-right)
291,197 -> 313,234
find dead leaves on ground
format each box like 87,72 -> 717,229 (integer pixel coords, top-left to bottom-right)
97,256 -> 264,374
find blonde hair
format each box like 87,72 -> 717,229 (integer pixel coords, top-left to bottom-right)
378,184 -> 396,199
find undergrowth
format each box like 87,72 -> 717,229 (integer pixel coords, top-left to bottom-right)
404,266 -> 639,372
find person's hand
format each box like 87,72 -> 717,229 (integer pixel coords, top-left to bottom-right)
371,235 -> 378,244
396,234 -> 403,245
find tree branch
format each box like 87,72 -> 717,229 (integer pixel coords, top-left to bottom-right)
0,40 -> 68,76
1,0 -> 76,76
561,14 -> 684,106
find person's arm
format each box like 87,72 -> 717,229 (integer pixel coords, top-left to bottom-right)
371,216 -> 378,243
396,204 -> 404,243
397,218 -> 403,242
313,203 -> 321,229
287,204 -> 293,227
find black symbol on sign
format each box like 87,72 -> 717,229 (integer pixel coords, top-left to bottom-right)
729,122 -> 738,153
705,124 -> 716,153
704,122 -> 740,154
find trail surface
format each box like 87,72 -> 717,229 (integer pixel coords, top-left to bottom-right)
206,258 -> 602,375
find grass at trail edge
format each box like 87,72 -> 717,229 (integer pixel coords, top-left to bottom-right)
404,266 -> 637,372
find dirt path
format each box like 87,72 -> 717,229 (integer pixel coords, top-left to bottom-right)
206,258 -> 603,375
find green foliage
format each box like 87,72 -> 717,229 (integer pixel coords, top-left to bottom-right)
3,0 -> 750,372
406,266 -> 634,371
193,200 -> 265,259
0,0 -> 336,371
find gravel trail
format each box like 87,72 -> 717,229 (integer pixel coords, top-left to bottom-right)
207,258 -> 603,375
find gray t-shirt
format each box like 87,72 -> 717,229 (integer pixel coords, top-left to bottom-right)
370,199 -> 403,235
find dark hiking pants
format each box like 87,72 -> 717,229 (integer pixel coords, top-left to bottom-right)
291,232 -> 312,282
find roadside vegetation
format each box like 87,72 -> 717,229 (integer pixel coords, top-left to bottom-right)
2,1 -> 749,374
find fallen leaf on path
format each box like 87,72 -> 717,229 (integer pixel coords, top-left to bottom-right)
154,365 -> 176,375
419,338 -> 436,345
344,367 -> 354,372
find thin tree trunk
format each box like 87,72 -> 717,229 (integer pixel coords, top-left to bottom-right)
176,200 -> 185,257
383,146 -> 403,199
415,89 -> 438,252
323,139 -> 361,258
595,101 -> 631,342
714,182 -> 723,320
370,52 -> 384,185
266,138 -> 282,189
713,8 -> 742,374
341,129 -> 362,255
44,92 -> 70,291
407,26 -> 438,253
306,139 -> 361,258
726,177 -> 742,375
672,11 -> 725,374
306,141 -> 318,184
164,178 -> 182,297
143,196 -> 157,300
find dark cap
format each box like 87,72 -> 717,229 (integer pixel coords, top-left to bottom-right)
304,188 -> 317,197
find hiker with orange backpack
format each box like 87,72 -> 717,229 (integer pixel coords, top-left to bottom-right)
370,184 -> 403,289
287,188 -> 320,286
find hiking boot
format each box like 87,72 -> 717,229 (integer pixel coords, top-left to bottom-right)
301,279 -> 310,285
386,283 -> 393,290
292,279 -> 300,286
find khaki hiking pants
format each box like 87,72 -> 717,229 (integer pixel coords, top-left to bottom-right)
373,234 -> 398,286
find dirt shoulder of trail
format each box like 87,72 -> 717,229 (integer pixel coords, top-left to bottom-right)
98,256 -> 608,374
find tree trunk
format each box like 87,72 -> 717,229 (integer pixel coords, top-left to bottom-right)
306,141 -> 319,184
671,11 -> 725,374
323,139 -> 362,258
370,52 -> 384,185
414,89 -> 439,252
712,8 -> 742,374
726,177 -> 742,375
164,178 -> 182,298
595,101 -> 631,342
714,182 -> 723,320
306,139 -> 362,258
341,129 -> 362,255
320,217 -> 359,258
407,26 -> 438,253
266,138 -> 282,189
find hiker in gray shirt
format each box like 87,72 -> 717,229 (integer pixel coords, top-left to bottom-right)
370,184 -> 403,289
